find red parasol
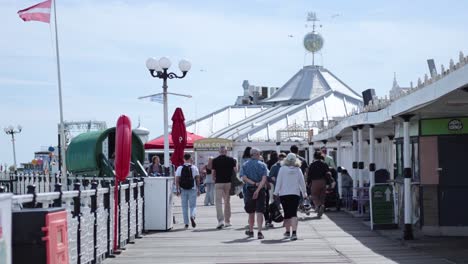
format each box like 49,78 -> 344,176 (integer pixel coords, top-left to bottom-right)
170,108 -> 187,168
144,132 -> 204,149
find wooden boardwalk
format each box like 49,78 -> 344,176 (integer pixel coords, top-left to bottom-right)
105,195 -> 451,264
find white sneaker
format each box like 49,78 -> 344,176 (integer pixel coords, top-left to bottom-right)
224,223 -> 232,227
216,222 -> 224,229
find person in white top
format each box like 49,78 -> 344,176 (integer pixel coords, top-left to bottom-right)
175,153 -> 200,229
274,153 -> 308,241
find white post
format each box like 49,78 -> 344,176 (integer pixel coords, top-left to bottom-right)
336,137 -> 342,199
358,126 -> 364,188
53,0 -> 67,184
308,142 -> 314,164
369,125 -> 375,187
11,134 -> 17,170
163,78 -> 170,175
352,127 -> 358,199
402,116 -> 414,240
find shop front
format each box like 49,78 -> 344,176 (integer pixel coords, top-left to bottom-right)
419,117 -> 468,235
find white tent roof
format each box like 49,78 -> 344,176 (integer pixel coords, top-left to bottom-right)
261,65 -> 361,104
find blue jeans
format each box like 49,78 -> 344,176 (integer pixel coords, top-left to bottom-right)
204,183 -> 215,205
181,189 -> 197,225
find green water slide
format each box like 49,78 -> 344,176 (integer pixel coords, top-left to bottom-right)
66,127 -> 146,176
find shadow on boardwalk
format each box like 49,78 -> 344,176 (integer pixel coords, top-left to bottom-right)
104,195 -> 455,264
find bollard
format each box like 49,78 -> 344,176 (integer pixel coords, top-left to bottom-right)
0,185 -> 5,193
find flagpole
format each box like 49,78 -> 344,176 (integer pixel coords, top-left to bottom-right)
52,0 -> 67,186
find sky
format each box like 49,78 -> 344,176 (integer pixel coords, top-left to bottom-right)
1,0 -> 468,167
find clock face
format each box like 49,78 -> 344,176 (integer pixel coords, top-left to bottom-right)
303,32 -> 324,53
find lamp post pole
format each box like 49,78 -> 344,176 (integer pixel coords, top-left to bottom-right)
162,75 -> 170,174
145,57 -> 191,175
4,125 -> 22,171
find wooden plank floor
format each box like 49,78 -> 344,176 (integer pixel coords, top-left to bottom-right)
105,195 -> 451,264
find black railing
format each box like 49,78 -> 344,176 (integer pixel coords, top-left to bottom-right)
11,178 -> 145,264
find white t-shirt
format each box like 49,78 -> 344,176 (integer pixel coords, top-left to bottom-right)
175,163 -> 200,190
274,166 -> 307,197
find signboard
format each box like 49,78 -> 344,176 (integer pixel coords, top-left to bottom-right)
371,184 -> 397,230
421,117 -> 468,136
193,138 -> 233,151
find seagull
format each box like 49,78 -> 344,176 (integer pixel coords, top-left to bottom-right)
288,34 -> 294,38
331,13 -> 341,18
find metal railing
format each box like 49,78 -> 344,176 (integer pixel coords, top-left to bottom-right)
9,178 -> 145,264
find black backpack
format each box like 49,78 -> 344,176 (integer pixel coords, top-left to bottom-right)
179,165 -> 194,190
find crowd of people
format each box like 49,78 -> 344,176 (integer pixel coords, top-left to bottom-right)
169,144 -> 340,241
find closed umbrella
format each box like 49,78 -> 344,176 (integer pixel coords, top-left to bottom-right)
170,108 -> 187,169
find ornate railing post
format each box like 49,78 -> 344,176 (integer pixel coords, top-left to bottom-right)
73,182 -> 82,264
102,180 -> 111,258
140,178 -> 145,233
91,181 -> 98,263
125,179 -> 132,244
53,183 -> 63,207
24,184 -> 37,208
134,178 -> 142,239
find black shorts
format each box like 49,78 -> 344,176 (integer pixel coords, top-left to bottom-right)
280,195 -> 300,219
243,186 -> 266,214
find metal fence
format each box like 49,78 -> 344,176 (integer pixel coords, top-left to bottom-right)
8,177 -> 145,264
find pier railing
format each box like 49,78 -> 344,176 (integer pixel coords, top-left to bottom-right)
10,177 -> 145,264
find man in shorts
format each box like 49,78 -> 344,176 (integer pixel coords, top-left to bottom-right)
240,147 -> 268,239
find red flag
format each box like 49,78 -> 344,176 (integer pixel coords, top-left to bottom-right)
18,0 -> 52,23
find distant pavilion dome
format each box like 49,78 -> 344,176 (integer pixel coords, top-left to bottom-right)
133,122 -> 150,143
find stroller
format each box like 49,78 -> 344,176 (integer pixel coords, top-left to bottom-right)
298,196 -> 313,216
324,168 -> 341,211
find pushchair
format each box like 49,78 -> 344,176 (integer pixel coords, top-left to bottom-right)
324,168 -> 341,211
324,184 -> 341,211
298,196 -> 313,216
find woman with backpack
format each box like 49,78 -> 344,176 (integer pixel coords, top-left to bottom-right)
273,153 -> 308,241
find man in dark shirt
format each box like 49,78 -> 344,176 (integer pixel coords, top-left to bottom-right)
307,150 -> 330,218
212,146 -> 237,229
290,145 -> 308,175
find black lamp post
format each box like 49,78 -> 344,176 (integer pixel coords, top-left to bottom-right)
145,57 -> 191,175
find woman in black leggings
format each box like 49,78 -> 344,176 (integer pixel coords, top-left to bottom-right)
273,153 -> 308,241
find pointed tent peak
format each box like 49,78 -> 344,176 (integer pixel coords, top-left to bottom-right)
261,65 -> 361,104
171,107 -> 185,122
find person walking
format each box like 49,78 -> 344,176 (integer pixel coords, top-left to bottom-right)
306,151 -> 330,218
321,147 -> 336,169
240,148 -> 268,239
266,151 -> 278,170
290,145 -> 308,175
212,146 -> 237,229
175,153 -> 201,229
203,157 -> 215,206
264,152 -> 286,227
274,153 -> 308,241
